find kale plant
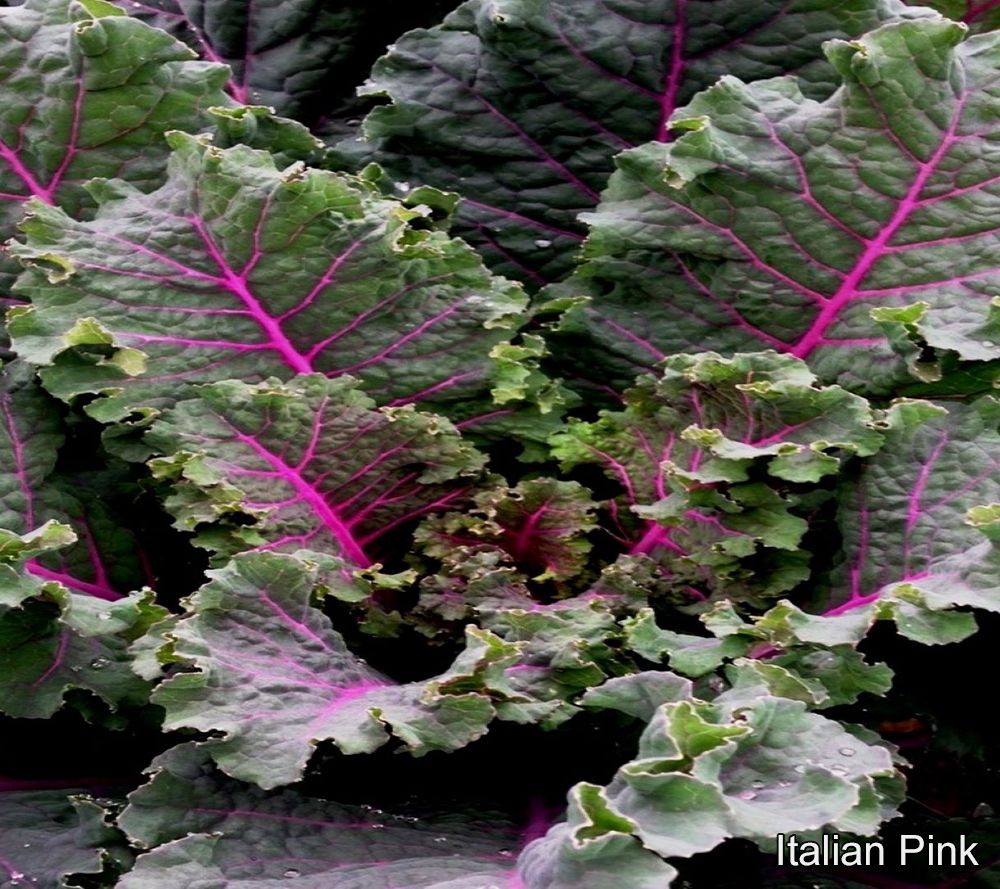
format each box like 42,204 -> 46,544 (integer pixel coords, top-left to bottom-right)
3,1 -> 1000,887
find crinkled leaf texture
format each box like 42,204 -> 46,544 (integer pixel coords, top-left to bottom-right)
522,684 -> 897,887
355,0 -> 933,284
146,374 -> 485,566
0,552 -> 164,718
116,742 -> 522,888
0,790 -> 122,888
151,551 -> 537,789
826,396 -> 1000,616
550,352 -> 886,601
624,604 -> 895,709
0,0 -> 229,299
612,395 -> 1000,656
416,478 -> 598,582
8,133 -> 527,421
555,17 -> 1000,395
0,361 -> 149,598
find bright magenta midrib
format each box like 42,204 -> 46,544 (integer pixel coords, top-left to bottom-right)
191,218 -> 313,374
226,423 -> 371,567
81,520 -> 111,590
905,432 -> 949,535
821,590 -> 881,618
656,0 -> 686,141
0,140 -> 52,204
25,562 -> 122,601
219,271 -> 312,372
631,522 -> 687,556
510,501 -> 551,560
45,79 -> 85,200
0,77 -> 84,203
791,106 -> 963,358
0,855 -> 21,881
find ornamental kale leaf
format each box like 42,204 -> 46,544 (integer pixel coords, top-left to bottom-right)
2,5 -> 1000,889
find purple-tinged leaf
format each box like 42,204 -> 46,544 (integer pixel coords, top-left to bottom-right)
152,551 -> 531,788
0,364 -> 63,537
8,134 -> 528,420
823,397 -> 1000,614
123,835 -> 520,889
550,352 -> 886,601
0,362 -> 146,598
557,17 -> 1000,395
0,561 -> 165,718
416,478 -> 598,582
354,0 -> 935,284
117,742 -> 523,889
0,0 -> 229,297
146,375 -> 486,567
0,791 -> 122,889
906,0 -> 1000,28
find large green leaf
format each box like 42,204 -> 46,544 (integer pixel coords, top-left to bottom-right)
553,17 -> 1000,395
117,742 -> 521,889
0,0 -> 229,305
8,134 -> 527,420
151,551 -> 533,789
523,690 -> 897,887
826,397 -> 1000,614
146,375 -> 486,567
355,0 -> 934,284
549,352 -> 888,602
